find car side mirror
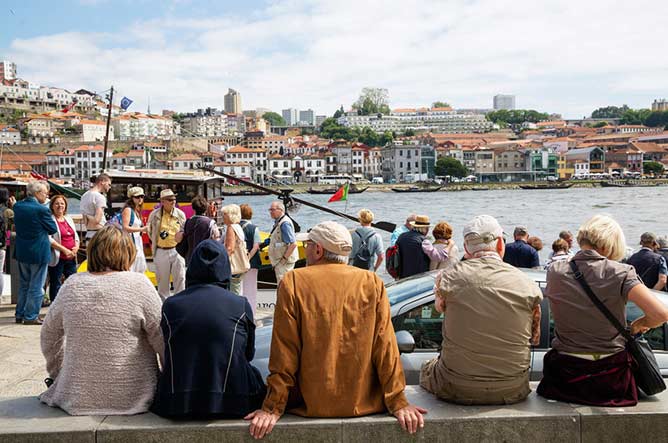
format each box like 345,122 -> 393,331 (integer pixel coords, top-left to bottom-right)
396,330 -> 415,354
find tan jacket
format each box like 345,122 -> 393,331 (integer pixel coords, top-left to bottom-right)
268,215 -> 298,266
262,263 -> 409,417
147,206 -> 186,255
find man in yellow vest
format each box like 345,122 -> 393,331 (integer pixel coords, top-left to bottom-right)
267,201 -> 298,283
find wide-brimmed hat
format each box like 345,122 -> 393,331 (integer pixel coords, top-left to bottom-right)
409,215 -> 432,228
127,186 -> 145,198
160,189 -> 176,199
296,221 -> 352,256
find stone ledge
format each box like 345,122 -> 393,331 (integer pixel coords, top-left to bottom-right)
0,386 -> 666,443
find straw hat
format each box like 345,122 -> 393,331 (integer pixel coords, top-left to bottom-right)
409,215 -> 432,228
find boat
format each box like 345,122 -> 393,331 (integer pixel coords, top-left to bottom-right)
600,180 -> 662,188
391,186 -> 443,193
306,186 -> 369,195
519,183 -> 574,190
470,186 -> 490,191
221,189 -> 271,196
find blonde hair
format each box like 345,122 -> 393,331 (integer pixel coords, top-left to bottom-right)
577,214 -> 626,261
221,204 -> 241,224
358,209 -> 374,225
87,225 -> 136,272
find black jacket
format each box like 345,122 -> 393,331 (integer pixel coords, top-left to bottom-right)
151,240 -> 266,418
396,229 -> 429,278
627,248 -> 663,289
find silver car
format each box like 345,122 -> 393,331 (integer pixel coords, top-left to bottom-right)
253,269 -> 668,385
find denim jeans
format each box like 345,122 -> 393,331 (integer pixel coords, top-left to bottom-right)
16,261 -> 49,321
48,259 -> 77,303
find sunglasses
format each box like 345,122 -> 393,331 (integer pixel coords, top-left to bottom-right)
132,195 -> 145,199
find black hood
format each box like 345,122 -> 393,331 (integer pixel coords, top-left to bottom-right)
185,239 -> 231,287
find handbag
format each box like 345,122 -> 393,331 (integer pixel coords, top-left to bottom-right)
569,260 -> 666,396
229,226 -> 251,276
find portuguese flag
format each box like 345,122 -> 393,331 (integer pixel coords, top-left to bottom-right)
328,183 -> 349,203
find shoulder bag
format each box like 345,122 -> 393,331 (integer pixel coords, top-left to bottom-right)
569,260 -> 666,396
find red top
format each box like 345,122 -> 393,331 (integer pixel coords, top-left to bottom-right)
57,219 -> 76,259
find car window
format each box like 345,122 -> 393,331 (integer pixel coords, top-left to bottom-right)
386,273 -> 437,306
392,301 -> 443,350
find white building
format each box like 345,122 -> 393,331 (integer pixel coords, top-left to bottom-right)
332,145 -> 352,174
181,115 -> 228,137
364,148 -> 383,178
338,107 -> 493,134
352,147 -> 365,176
46,149 -> 76,179
493,94 -> 516,110
225,145 -> 267,181
214,161 -> 250,180
113,113 -> 176,140
302,155 -> 326,182
171,153 -> 200,171
0,61 -> 17,81
268,154 -> 294,181
77,119 -> 113,142
74,145 -> 112,181
0,125 -> 21,145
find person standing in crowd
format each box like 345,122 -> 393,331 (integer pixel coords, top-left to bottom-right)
152,240 -> 266,418
80,173 -> 111,241
267,201 -> 298,284
246,221 -> 427,439
538,215 -> 668,406
503,225 -> 540,268
528,236 -> 543,252
40,226 -> 163,415
422,221 -> 460,271
657,236 -> 668,291
548,230 -> 575,260
222,204 -> 250,295
14,181 -> 57,325
148,189 -> 186,300
121,187 -> 149,273
47,195 -> 80,303
0,188 -> 9,296
240,204 -> 261,314
390,213 -> 416,247
544,238 -> 570,270
420,215 -> 542,405
626,232 -> 668,291
176,195 -> 219,266
397,215 -> 436,279
349,209 -> 384,272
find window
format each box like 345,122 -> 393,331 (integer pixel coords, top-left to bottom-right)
392,301 -> 443,350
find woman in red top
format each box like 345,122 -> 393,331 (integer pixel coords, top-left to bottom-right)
48,195 -> 80,303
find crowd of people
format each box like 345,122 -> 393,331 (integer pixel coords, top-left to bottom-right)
5,176 -> 668,438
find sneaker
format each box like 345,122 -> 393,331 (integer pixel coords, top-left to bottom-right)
15,318 -> 23,324
23,318 -> 43,326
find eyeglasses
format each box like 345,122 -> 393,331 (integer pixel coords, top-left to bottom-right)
132,195 -> 145,199
163,198 -> 176,202
304,240 -> 315,247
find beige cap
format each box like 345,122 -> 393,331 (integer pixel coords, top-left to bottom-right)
296,221 -> 353,256
463,215 -> 505,245
160,189 -> 176,199
127,186 -> 145,198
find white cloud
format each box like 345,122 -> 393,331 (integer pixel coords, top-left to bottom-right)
7,0 -> 668,117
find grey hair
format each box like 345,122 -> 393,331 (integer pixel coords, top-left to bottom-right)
27,180 -> 48,197
323,250 -> 349,264
221,204 -> 241,224
271,200 -> 285,212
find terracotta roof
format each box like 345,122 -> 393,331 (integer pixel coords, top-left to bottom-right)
74,144 -> 104,151
78,119 -> 105,125
431,107 -> 453,111
127,150 -> 145,157
227,145 -> 266,154
214,161 -> 250,167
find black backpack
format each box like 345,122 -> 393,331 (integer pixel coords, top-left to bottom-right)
352,229 -> 375,269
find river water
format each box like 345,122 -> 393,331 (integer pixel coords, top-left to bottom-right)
69,186 -> 668,265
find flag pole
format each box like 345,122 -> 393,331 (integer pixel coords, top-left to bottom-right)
344,182 -> 349,213
102,85 -> 114,172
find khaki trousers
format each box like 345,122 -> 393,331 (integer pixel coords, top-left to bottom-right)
154,247 -> 185,301
273,261 -> 295,284
420,358 -> 530,405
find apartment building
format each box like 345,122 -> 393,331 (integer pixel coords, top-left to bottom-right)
74,145 -> 112,181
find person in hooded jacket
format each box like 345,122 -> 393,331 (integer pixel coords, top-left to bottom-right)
151,239 -> 266,418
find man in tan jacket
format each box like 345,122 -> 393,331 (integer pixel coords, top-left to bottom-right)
246,221 -> 427,438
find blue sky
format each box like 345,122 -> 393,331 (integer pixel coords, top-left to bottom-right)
2,0 -> 667,118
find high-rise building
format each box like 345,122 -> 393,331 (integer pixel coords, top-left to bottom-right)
224,88 -> 242,114
299,109 -> 315,125
493,94 -> 516,110
282,108 -> 298,126
652,99 -> 668,112
0,61 -> 17,81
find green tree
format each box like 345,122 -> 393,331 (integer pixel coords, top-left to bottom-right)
620,108 -> 652,125
643,161 -> 664,176
319,117 -> 353,140
486,109 -> 550,126
333,106 -> 345,119
403,129 -> 415,136
432,101 -> 451,108
644,111 -> 668,128
591,105 -> 630,119
434,157 -> 468,178
262,111 -> 286,127
352,87 -> 390,115
593,121 -> 608,128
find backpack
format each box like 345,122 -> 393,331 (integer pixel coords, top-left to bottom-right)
106,208 -> 135,231
385,244 -> 401,278
352,229 -> 375,269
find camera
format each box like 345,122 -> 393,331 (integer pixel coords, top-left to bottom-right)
159,230 -> 169,240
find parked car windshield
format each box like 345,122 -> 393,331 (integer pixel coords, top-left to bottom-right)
386,272 -> 438,306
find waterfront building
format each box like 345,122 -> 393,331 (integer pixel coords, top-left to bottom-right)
652,99 -> 668,112
0,125 -> 21,145
112,113 -> 175,140
364,147 -> 383,179
282,108 -> 298,126
605,145 -> 643,174
381,143 -> 424,182
493,94 -> 516,110
225,145 -> 267,181
494,148 -> 526,172
473,149 -> 494,174
563,146 -> 605,178
526,148 -> 558,177
171,153 -> 200,171
0,60 -> 17,81
46,149 -> 75,179
74,145 -> 112,181
332,144 -> 352,175
338,107 -> 493,134
213,161 -> 251,180
224,88 -> 242,114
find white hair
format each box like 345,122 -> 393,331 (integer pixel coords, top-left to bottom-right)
221,204 -> 241,224
27,180 -> 48,197
323,250 -> 349,264
271,200 -> 285,212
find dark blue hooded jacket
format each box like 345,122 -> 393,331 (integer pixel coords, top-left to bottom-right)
151,240 -> 266,418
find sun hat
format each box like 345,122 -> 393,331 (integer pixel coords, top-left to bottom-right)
160,189 -> 176,199
127,186 -> 145,198
296,221 -> 353,256
409,215 -> 432,228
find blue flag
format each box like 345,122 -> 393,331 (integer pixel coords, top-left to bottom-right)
120,96 -> 133,110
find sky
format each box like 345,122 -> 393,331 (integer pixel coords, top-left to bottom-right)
2,0 -> 667,119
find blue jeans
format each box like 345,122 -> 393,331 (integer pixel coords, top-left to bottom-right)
48,259 -> 77,303
16,261 -> 49,321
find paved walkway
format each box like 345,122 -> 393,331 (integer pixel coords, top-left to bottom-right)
0,303 -> 274,398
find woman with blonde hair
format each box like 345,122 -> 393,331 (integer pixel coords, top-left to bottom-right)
47,195 -> 80,303
40,225 -> 163,415
222,204 -> 250,295
122,187 -> 149,273
538,214 -> 668,406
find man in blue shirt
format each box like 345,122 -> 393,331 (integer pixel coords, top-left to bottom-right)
503,226 -> 540,269
390,213 -> 416,247
14,181 -> 58,325
267,201 -> 298,283
627,232 -> 668,291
